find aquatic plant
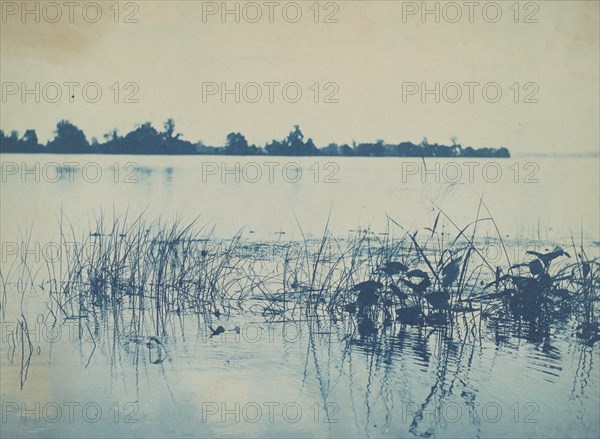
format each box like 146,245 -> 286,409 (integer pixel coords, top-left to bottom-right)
1,209 -> 596,344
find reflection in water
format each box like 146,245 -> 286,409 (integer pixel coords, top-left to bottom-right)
1,230 -> 599,437
1,287 -> 599,438
163,167 -> 173,185
2,155 -> 599,242
1,157 -> 599,437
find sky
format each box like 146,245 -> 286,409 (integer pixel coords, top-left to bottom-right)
1,0 -> 599,155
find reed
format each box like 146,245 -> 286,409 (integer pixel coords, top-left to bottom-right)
0,209 -> 594,341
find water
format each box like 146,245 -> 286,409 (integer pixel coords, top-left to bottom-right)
1,154 -> 598,241
0,154 -> 599,438
1,306 -> 598,438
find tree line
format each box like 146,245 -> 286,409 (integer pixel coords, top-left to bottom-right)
0,119 -> 510,158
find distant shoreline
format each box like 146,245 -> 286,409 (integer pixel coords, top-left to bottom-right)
0,119 -> 511,159
0,152 -> 514,158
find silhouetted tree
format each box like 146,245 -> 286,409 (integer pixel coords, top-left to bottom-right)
160,119 -> 195,154
122,122 -> 162,153
163,119 -> 179,139
22,130 -> 38,147
265,139 -> 283,155
356,140 -> 385,157
340,144 -> 354,156
266,125 -> 318,156
224,132 -> 260,155
320,143 -> 340,156
0,130 -> 19,152
0,119 -> 511,158
47,120 -> 89,153
286,125 -> 318,155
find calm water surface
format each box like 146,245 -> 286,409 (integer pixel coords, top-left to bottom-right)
0,154 -> 598,438
1,154 -> 598,241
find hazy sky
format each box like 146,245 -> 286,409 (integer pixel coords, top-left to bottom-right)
1,0 -> 599,155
